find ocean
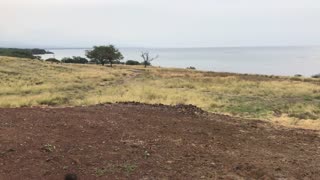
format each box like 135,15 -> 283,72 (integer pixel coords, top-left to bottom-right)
39,46 -> 320,77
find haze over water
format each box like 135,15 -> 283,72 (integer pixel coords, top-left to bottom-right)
41,46 -> 320,77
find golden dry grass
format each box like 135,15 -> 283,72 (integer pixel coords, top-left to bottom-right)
1,56 -> 320,129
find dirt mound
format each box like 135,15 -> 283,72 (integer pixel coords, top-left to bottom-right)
0,104 -> 319,179
117,101 -> 207,115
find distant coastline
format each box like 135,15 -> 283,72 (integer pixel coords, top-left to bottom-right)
0,48 -> 53,59
39,46 -> 320,77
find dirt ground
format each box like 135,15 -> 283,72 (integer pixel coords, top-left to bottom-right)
0,103 -> 319,179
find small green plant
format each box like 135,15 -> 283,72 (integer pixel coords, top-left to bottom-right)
42,144 -> 55,152
122,164 -> 137,174
95,168 -> 108,177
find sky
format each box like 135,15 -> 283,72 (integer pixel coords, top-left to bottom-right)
1,0 -> 320,48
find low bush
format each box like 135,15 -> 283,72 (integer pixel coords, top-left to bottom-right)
186,66 -> 196,70
46,58 -> 60,63
311,73 -> 320,78
62,56 -> 88,64
126,60 -> 141,65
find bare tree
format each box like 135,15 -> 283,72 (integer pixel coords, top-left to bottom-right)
141,51 -> 159,68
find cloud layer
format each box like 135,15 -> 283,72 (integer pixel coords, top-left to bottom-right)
1,0 -> 320,48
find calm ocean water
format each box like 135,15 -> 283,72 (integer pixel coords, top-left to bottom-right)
40,47 -> 320,76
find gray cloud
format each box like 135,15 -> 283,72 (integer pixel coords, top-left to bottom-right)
1,0 -> 320,48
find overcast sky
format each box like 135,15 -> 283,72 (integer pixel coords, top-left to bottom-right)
1,0 -> 320,48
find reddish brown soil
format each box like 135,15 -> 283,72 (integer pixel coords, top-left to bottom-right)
0,103 -> 319,179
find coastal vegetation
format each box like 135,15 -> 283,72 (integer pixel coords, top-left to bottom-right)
0,56 -> 319,129
31,48 -> 53,55
0,48 -> 52,59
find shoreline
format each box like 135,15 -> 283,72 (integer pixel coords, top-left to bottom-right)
38,46 -> 320,77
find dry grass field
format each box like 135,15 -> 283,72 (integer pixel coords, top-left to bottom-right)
1,56 -> 320,129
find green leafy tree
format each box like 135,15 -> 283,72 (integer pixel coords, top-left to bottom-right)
86,45 -> 123,67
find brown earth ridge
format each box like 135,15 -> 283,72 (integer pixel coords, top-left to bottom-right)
0,102 -> 319,179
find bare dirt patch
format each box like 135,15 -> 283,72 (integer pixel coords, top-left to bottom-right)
0,103 -> 319,179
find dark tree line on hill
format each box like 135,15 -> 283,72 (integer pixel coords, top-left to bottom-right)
0,48 -> 52,59
31,49 -> 53,55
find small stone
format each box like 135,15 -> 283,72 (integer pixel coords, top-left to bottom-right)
210,162 -> 216,167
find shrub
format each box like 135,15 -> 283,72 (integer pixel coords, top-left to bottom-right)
61,56 -> 88,64
294,74 -> 303,77
46,58 -> 60,63
311,74 -> 320,78
186,66 -> 196,70
126,60 -> 141,65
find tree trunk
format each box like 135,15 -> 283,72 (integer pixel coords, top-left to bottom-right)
144,61 -> 147,68
110,60 -> 113,67
99,59 -> 105,66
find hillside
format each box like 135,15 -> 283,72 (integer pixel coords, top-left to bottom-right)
0,56 -> 320,129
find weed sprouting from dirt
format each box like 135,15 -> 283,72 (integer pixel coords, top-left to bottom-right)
93,163 -> 137,177
42,144 -> 55,152
122,164 -> 137,174
94,167 -> 109,177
